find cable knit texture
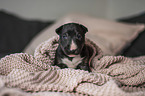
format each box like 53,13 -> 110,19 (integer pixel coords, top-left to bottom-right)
0,36 -> 145,96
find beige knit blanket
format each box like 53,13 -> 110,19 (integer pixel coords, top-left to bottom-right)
0,36 -> 145,96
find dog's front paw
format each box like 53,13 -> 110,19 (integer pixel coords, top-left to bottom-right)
57,63 -> 68,69
76,64 -> 91,72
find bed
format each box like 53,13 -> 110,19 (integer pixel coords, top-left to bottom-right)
0,10 -> 145,96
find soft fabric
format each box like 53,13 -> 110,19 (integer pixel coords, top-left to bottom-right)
23,13 -> 145,55
0,10 -> 53,58
0,36 -> 145,96
118,11 -> 145,57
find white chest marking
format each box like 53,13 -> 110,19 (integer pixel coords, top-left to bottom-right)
70,40 -> 77,50
61,55 -> 83,68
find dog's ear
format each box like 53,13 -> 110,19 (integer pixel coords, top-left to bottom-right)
79,24 -> 88,33
55,25 -> 63,35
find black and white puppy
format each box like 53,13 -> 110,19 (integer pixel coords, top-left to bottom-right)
54,23 -> 91,72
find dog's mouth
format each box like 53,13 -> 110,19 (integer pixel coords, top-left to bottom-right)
63,48 -> 81,57
68,54 -> 77,57
60,43 -> 84,57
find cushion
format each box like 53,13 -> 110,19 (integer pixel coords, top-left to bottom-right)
0,10 -> 53,58
23,13 -> 144,55
118,12 -> 145,57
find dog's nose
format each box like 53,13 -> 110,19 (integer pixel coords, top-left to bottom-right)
66,47 -> 76,54
70,50 -> 76,54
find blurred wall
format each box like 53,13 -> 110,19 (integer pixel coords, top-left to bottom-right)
108,0 -> 145,20
0,0 -> 145,20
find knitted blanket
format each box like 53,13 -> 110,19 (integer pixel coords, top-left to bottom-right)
0,36 -> 145,96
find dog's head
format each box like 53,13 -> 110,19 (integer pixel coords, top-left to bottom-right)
56,23 -> 88,57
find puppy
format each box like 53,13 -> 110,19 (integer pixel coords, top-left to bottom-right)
54,23 -> 91,72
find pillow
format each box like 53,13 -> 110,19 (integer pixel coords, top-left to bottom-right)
118,12 -> 145,57
23,14 -> 144,55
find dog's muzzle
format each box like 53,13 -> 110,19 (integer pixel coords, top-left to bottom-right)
64,47 -> 80,57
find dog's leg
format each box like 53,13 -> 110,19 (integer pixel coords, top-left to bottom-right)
76,63 -> 90,72
54,46 -> 68,69
76,45 -> 91,72
76,57 -> 91,72
56,63 -> 68,68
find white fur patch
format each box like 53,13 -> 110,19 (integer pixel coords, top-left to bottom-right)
70,40 -> 77,50
61,55 -> 83,68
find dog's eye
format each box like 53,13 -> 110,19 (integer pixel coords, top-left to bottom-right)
62,33 -> 68,39
76,34 -> 82,40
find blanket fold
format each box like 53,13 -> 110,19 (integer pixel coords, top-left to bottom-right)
0,36 -> 145,96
